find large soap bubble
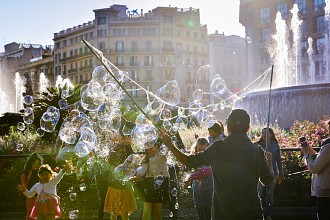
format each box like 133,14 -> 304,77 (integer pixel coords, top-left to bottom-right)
210,74 -> 227,99
131,124 -> 159,152
156,80 -> 180,106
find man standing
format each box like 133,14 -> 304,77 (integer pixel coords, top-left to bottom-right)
161,109 -> 274,220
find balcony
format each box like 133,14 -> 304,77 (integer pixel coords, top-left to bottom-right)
79,65 -> 93,71
129,62 -> 139,67
68,68 -> 78,74
115,62 -> 125,67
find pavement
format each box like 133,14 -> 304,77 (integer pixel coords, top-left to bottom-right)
0,207 -> 317,220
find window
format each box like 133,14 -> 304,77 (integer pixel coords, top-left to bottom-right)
295,0 -> 306,14
90,32 -> 93,39
163,15 -> 173,23
116,56 -> 123,65
194,32 -> 198,39
146,70 -> 153,81
97,29 -> 106,37
70,38 -> 73,45
163,28 -> 173,36
97,17 -> 106,25
145,56 -> 153,66
261,28 -> 271,43
163,41 -> 173,51
129,28 -> 140,36
79,48 -> 83,54
186,31 -> 190,38
316,37 -> 325,54
314,0 -> 325,11
260,7 -> 270,23
115,42 -> 124,52
132,41 -> 138,51
146,41 -> 152,51
114,28 -> 124,36
132,70 -> 138,81
62,40 -> 67,47
277,3 -> 288,19
131,85 -> 137,97
98,42 -> 106,53
130,56 -> 138,66
316,16 -> 325,33
165,70 -> 172,80
144,28 -> 155,36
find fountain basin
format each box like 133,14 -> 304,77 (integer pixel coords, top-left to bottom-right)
236,83 -> 330,129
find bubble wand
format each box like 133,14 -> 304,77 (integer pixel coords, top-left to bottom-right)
266,65 -> 274,151
82,39 -> 161,132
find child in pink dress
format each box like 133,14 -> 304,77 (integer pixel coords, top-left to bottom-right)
18,163 -> 71,220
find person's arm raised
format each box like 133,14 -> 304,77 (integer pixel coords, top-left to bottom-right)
160,131 -> 188,166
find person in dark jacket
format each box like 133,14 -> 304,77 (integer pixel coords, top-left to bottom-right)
161,109 -> 274,220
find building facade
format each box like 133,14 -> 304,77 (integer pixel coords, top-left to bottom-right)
53,4 -> 209,106
240,0 -> 328,86
208,31 -> 246,92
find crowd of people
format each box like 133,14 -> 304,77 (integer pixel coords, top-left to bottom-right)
16,108 -> 330,220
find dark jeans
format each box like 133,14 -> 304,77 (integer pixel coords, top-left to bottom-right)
317,197 -> 330,220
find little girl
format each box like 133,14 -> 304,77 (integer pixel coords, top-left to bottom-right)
189,137 -> 213,220
131,139 -> 170,220
18,163 -> 71,220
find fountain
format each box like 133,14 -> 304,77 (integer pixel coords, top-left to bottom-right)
238,4 -> 330,129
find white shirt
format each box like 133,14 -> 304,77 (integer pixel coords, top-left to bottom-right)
23,170 -> 65,202
138,151 -> 169,177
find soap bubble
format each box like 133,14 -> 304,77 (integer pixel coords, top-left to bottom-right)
154,175 -> 164,185
23,95 -> 33,105
36,128 -> 45,137
92,65 -> 110,83
161,108 -> 172,120
175,115 -> 189,130
171,188 -> 178,197
79,183 -> 87,191
69,193 -> 77,201
16,144 -> 24,152
156,80 -> 180,106
131,124 -> 158,151
69,210 -> 79,219
210,74 -> 227,99
192,89 -> 203,103
17,122 -> 25,131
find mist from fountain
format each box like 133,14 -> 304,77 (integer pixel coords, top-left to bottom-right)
15,72 -> 24,113
39,72 -> 49,93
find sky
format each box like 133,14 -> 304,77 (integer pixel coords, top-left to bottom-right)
0,0 -> 245,53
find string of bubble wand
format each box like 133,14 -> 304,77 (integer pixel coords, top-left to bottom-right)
82,39 -> 161,132
266,65 -> 274,152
